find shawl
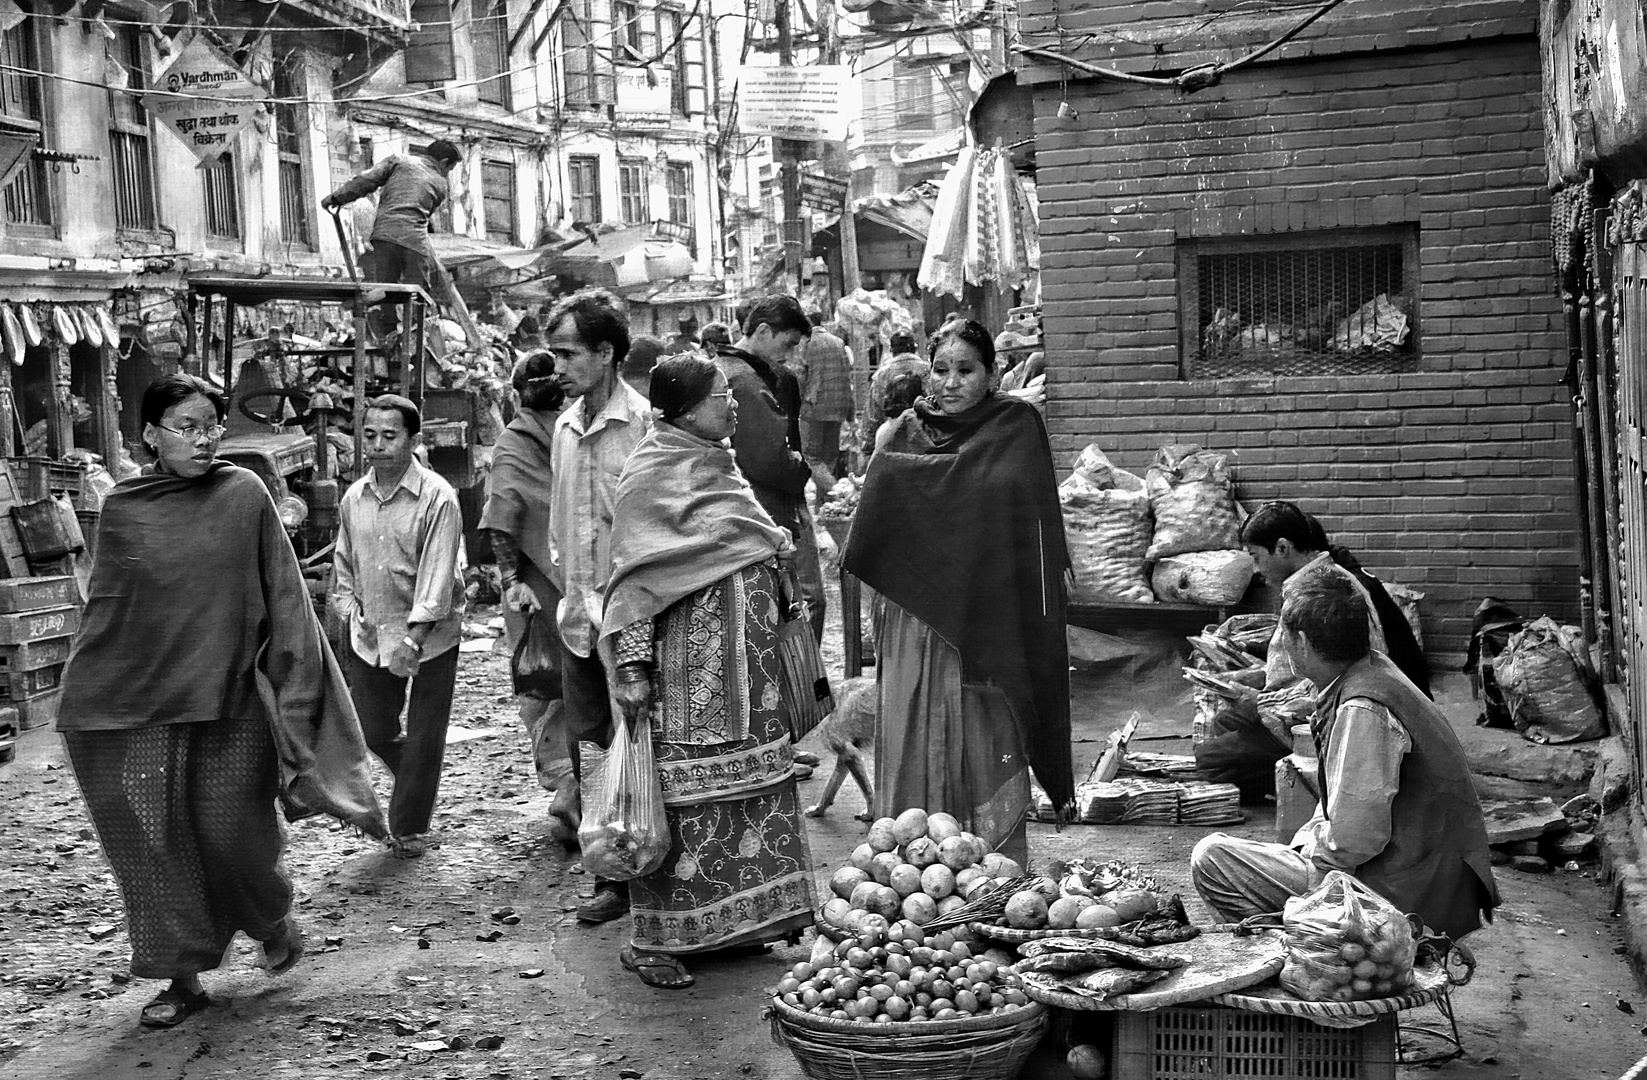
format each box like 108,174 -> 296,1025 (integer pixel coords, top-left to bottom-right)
479,408 -> 558,586
599,423 -> 789,650
59,462 -> 387,838
843,393 -> 1075,812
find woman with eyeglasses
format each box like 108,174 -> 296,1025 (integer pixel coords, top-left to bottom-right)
597,354 -> 817,990
56,373 -> 386,1029
843,318 -> 1075,865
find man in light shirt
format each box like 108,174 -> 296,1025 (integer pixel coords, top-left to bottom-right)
1190,575 -> 1499,942
545,288 -> 652,924
333,395 -> 467,859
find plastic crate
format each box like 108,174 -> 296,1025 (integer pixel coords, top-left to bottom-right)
1114,1005 -> 1396,1080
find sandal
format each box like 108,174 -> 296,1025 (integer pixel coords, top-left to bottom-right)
576,888 -> 630,924
139,985 -> 210,1029
262,920 -> 306,975
620,944 -> 694,989
389,834 -> 429,859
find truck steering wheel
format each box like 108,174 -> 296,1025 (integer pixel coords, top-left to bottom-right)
238,387 -> 310,427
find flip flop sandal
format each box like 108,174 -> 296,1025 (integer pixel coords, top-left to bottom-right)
139,986 -> 210,1029
262,921 -> 306,975
620,945 -> 694,990
389,834 -> 429,859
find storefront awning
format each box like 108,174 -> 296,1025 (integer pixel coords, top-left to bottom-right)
429,233 -> 549,273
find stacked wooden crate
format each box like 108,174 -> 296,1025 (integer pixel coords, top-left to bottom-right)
0,460 -> 87,744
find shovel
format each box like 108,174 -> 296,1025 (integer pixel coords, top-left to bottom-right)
328,206 -> 359,283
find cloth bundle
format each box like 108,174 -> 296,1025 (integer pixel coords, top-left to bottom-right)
1144,444 -> 1243,563
1060,445 -> 1154,604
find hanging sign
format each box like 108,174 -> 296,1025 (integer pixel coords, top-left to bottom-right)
615,68 -> 673,125
736,66 -> 848,141
141,35 -> 267,164
799,174 -> 848,213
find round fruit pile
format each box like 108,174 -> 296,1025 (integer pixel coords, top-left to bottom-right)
818,808 -> 1025,936
990,878 -> 1161,931
775,919 -> 1032,1024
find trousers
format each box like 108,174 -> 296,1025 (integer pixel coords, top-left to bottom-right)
343,643 -> 460,838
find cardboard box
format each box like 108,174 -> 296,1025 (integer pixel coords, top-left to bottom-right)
0,605 -> 78,646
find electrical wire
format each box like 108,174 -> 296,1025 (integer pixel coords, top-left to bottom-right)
1016,0 -> 1349,93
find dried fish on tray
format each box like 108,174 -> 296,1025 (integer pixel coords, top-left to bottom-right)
1016,928 -> 1288,1012
1019,937 -> 1192,969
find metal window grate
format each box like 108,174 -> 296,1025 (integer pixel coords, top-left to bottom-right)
1182,228 -> 1418,379
109,129 -> 155,231
202,153 -> 240,240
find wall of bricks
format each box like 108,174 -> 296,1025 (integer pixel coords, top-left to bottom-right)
1033,37 -> 1575,664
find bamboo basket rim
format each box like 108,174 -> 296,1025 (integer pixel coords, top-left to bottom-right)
1209,962 -> 1450,1019
769,993 -> 1047,1038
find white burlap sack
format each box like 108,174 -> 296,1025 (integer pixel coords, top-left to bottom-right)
1060,446 -> 1153,604
1144,444 -> 1242,561
1151,549 -> 1257,606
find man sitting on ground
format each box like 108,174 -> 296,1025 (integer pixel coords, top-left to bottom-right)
1196,501 -> 1428,799
1191,575 -> 1499,942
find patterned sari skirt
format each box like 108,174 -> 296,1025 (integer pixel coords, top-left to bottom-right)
629,561 -> 818,955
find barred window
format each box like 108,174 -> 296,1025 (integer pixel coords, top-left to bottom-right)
567,154 -> 600,225
107,27 -> 158,233
1,7 -> 51,230
482,158 -> 517,244
666,161 -> 693,254
202,153 -> 240,240
1179,226 -> 1420,379
618,157 -> 648,225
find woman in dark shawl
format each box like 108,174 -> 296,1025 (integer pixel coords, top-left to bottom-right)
600,355 -> 817,990
58,374 -> 385,1029
843,319 -> 1073,864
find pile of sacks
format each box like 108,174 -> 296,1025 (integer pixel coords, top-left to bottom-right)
1060,443 -> 1254,607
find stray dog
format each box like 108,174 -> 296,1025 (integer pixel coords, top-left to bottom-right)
804,676 -> 876,821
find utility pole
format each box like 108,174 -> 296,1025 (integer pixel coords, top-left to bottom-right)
774,0 -> 806,294
817,0 -> 860,297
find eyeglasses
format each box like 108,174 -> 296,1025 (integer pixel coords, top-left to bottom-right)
158,424 -> 226,444
705,389 -> 736,405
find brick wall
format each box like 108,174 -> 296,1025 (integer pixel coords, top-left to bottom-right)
1034,37 -> 1574,663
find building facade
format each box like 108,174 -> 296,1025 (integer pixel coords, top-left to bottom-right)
1016,0 -> 1571,663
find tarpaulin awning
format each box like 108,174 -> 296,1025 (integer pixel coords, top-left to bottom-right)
429,233 -> 549,272
543,225 -> 696,289
621,276 -> 728,305
811,185 -> 937,246
917,145 -> 1040,298
893,126 -> 965,167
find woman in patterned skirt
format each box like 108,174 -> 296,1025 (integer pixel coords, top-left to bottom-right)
600,354 -> 817,989
58,374 -> 385,1027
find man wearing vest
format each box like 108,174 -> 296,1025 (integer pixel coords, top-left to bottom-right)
1190,574 -> 1500,942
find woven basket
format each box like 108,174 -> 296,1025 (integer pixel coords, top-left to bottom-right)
818,514 -> 854,548
768,996 -> 1048,1080
1209,964 -> 1452,1029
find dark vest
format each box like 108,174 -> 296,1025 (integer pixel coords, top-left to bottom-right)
1315,653 -> 1501,940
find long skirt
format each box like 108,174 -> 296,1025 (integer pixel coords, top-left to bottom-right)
875,600 -> 1031,867
62,719 -> 292,979
629,561 -> 817,955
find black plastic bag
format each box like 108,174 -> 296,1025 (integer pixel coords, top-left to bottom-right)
511,610 -> 562,700
1461,598 -> 1524,728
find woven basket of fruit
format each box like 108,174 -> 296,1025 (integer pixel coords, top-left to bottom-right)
769,994 -> 1047,1080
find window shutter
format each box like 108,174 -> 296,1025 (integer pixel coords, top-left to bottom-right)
406,0 -> 457,84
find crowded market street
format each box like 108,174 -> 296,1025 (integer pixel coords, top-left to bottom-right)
0,576 -> 1641,1080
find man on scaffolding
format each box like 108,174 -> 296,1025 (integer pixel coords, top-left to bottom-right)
321,139 -> 484,350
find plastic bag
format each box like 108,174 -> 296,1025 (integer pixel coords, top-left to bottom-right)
1280,870 -> 1416,1002
1492,615 -> 1606,744
1150,549 -> 1256,606
577,708 -> 671,881
1061,445 -> 1154,604
510,610 -> 562,700
1144,444 -> 1242,561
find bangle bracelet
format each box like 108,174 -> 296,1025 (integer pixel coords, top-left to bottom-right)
615,664 -> 651,684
